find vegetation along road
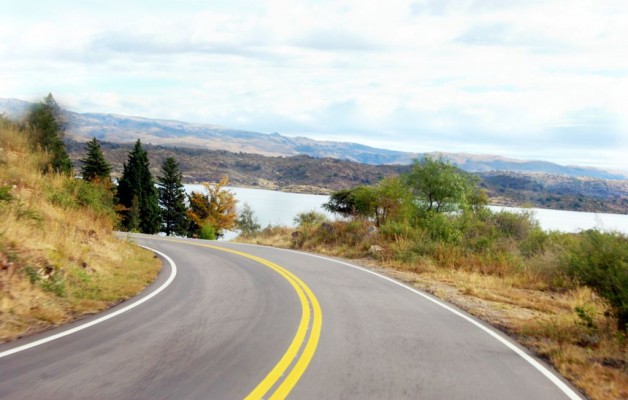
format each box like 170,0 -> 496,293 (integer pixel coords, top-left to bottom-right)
0,234 -> 584,399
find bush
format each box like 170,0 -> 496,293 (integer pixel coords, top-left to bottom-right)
564,230 -> 628,331
199,224 -> 217,240
519,227 -> 549,258
0,185 -> 13,203
294,210 -> 327,227
418,211 -> 462,244
47,179 -> 115,219
493,210 -> 537,241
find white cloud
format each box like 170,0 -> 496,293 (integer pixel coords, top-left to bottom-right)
1,0 -> 627,170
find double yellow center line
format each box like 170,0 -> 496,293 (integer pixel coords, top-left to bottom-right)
146,237 -> 322,399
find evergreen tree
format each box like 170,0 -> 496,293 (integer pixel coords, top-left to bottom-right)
128,195 -> 140,232
116,140 -> 161,233
80,137 -> 112,183
157,157 -> 188,236
27,93 -> 72,174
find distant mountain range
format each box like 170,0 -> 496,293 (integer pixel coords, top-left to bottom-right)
2,97 -> 626,180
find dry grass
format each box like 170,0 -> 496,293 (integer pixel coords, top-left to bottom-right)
0,120 -> 160,342
237,225 -> 627,400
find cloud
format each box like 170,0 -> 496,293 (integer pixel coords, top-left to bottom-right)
1,0 -> 627,171
293,30 -> 385,52
89,32 -> 271,59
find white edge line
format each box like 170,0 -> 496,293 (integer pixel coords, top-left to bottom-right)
0,245 -> 177,359
229,242 -> 583,400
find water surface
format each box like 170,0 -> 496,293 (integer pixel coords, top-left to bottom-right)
184,185 -> 628,239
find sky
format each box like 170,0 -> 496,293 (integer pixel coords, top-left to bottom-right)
1,0 -> 627,171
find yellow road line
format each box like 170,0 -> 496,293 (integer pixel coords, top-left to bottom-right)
141,236 -> 322,399
270,274 -> 322,399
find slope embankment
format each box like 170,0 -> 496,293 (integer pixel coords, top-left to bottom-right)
0,118 -> 160,342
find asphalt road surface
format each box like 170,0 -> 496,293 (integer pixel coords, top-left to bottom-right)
0,234 -> 584,399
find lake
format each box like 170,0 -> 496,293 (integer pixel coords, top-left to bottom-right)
185,185 -> 628,239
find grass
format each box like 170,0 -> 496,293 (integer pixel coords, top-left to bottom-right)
238,221 -> 627,400
0,118 -> 161,342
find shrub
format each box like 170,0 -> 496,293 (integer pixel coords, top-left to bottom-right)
0,185 -> 13,203
564,230 -> 628,331
46,179 -> 115,219
493,210 -> 537,241
294,210 -> 327,227
199,224 -> 217,240
519,227 -> 549,258
418,211 -> 462,244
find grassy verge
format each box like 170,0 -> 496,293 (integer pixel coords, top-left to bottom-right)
237,220 -> 627,400
0,118 -> 160,342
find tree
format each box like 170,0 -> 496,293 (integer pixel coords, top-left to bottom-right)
128,195 -> 140,232
237,202 -> 261,236
116,139 -> 161,234
324,178 -> 413,227
157,157 -> 188,236
403,156 -> 482,213
324,187 -> 376,219
27,93 -> 72,174
371,177 -> 414,226
187,176 -> 237,239
80,137 -> 112,183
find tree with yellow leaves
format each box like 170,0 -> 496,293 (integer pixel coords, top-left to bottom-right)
187,176 -> 237,239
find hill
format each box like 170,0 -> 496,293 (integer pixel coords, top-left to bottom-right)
0,118 -> 160,342
66,140 -> 408,194
2,97 -> 625,180
67,140 -> 628,214
479,171 -> 628,214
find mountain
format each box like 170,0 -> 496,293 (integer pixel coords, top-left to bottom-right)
63,140 -> 628,214
65,140 -> 408,194
0,98 -> 32,120
2,97 -> 626,180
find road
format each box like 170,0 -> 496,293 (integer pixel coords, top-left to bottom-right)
0,234 -> 583,399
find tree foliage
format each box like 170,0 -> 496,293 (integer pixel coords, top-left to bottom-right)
237,202 -> 261,236
294,210 -> 328,227
565,230 -> 628,331
324,177 -> 413,226
404,156 -> 483,213
27,93 -> 72,175
324,187 -> 376,219
157,157 -> 189,236
116,139 -> 161,234
80,137 -> 112,183
187,176 -> 237,239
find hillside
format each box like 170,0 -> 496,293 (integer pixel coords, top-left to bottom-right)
67,140 -> 628,214
0,118 -> 160,342
2,97 -> 626,180
479,171 -> 628,214
66,140 -> 407,194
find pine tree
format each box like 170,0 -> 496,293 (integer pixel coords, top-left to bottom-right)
157,157 -> 188,236
27,93 -> 72,174
128,195 -> 140,232
80,137 -> 112,183
116,140 -> 161,233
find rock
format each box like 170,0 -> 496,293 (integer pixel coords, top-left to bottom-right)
369,245 -> 383,254
367,226 -> 379,235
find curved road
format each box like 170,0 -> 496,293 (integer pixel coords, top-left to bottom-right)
0,234 -> 583,399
